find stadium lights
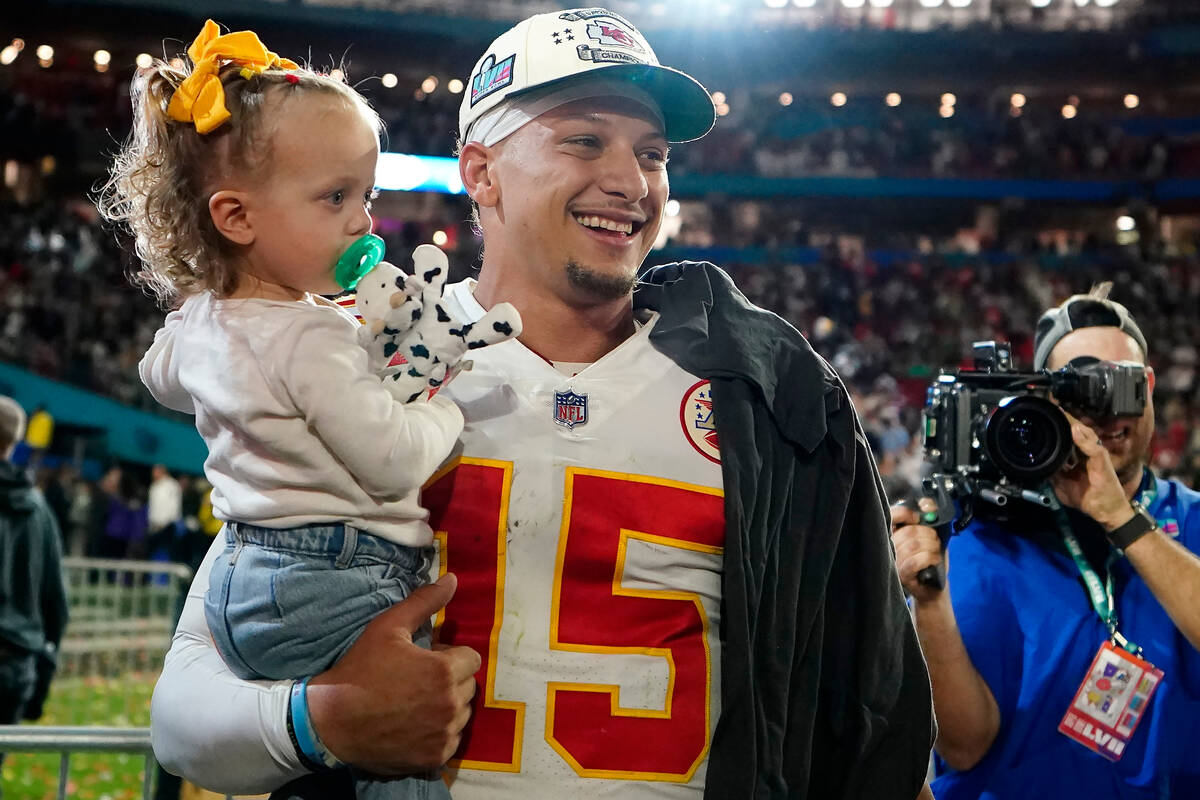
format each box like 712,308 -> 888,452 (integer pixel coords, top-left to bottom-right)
381,73 -> 398,88
1116,216 -> 1136,231
94,49 -> 111,66
431,230 -> 448,247
1030,0 -> 1052,7
841,0 -> 866,8
869,0 -> 895,7
1096,0 -> 1118,6
0,47 -> 17,66
36,44 -> 53,60
939,104 -> 954,118
447,78 -> 464,94
919,0 -> 944,7
716,102 -> 730,116
330,68 -> 345,81
941,92 -> 956,106
421,76 -> 438,93
886,92 -> 902,107
1062,104 -> 1077,119
711,91 -> 726,104
779,92 -> 794,106
1011,92 -> 1027,108
792,0 -> 818,7
831,92 -> 847,107
1074,0 -> 1090,6
666,199 -> 681,217
1124,93 -> 1139,109
136,53 -> 153,69
948,0 -> 973,7
169,57 -> 185,70
764,0 -> 788,8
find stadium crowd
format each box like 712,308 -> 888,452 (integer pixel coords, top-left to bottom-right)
3,194 -> 1197,502
4,69 -> 1200,191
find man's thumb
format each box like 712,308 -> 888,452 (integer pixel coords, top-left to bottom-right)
383,573 -> 458,637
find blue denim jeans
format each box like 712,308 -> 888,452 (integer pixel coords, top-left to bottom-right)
205,522 -> 434,681
207,523 -> 448,800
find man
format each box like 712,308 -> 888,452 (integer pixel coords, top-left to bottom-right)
150,9 -> 934,798
0,396 -> 69,771
892,284 -> 1200,798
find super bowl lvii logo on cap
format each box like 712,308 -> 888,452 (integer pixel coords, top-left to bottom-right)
470,53 -> 516,107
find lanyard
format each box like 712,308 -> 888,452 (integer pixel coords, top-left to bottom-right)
1047,484 -> 1154,658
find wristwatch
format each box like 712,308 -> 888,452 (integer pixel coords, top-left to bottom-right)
1107,504 -> 1157,551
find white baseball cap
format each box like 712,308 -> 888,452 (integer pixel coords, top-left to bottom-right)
459,8 -> 715,144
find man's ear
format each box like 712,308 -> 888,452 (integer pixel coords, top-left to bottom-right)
208,190 -> 255,246
1146,365 -> 1155,395
459,142 -> 499,209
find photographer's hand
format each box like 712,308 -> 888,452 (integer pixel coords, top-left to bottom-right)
1050,412 -> 1136,531
891,499 -> 946,604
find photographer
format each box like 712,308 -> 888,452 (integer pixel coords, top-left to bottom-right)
892,285 -> 1200,798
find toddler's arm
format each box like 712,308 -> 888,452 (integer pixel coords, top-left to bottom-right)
139,311 -> 197,414
279,314 -> 464,498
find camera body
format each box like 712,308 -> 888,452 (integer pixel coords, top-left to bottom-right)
923,341 -> 1147,512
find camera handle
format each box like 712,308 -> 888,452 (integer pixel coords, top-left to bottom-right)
915,477 -> 962,590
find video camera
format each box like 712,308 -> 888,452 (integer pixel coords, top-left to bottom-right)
914,341 -> 1147,587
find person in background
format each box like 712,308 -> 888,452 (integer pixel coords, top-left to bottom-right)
146,464 -> 182,562
892,285 -> 1200,798
21,405 -> 54,470
0,395 -> 69,780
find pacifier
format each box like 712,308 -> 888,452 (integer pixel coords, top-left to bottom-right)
334,234 -> 386,291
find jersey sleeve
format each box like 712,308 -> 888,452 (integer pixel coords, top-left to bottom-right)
273,312 -> 464,499
150,535 -> 305,793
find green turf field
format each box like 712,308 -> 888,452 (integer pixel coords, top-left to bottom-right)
1,673 -> 157,800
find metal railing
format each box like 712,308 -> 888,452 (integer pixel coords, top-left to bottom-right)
59,557 -> 193,678
0,726 -> 155,799
0,725 -> 244,800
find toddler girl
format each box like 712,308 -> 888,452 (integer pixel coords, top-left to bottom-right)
99,20 -> 478,798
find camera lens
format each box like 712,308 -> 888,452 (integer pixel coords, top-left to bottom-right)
984,396 -> 1072,484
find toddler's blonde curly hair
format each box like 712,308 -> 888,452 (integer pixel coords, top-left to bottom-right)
97,52 -> 381,306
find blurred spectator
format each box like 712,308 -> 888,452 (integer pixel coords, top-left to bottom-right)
0,394 -> 69,762
96,468 -> 148,562
21,404 -> 53,468
146,464 -> 182,561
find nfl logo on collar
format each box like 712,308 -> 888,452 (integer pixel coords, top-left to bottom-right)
554,390 -> 588,430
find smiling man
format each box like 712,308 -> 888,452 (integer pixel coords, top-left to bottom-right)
150,9 -> 935,799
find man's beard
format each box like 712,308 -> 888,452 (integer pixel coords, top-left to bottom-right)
565,260 -> 637,302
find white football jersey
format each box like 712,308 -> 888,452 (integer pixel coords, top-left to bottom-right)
425,280 -> 725,799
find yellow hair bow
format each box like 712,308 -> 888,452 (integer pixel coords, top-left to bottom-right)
167,19 -> 300,134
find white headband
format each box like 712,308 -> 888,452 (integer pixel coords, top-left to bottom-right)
464,78 -> 666,147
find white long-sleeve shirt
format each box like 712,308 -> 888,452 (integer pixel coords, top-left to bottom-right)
139,291 -> 463,546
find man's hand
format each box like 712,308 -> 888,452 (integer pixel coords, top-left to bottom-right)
891,498 -> 946,604
305,574 -> 481,776
1050,412 -> 1135,532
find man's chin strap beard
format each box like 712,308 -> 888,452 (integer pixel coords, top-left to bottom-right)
565,260 -> 637,302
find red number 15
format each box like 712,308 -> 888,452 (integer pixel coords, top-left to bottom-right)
424,459 -> 724,782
